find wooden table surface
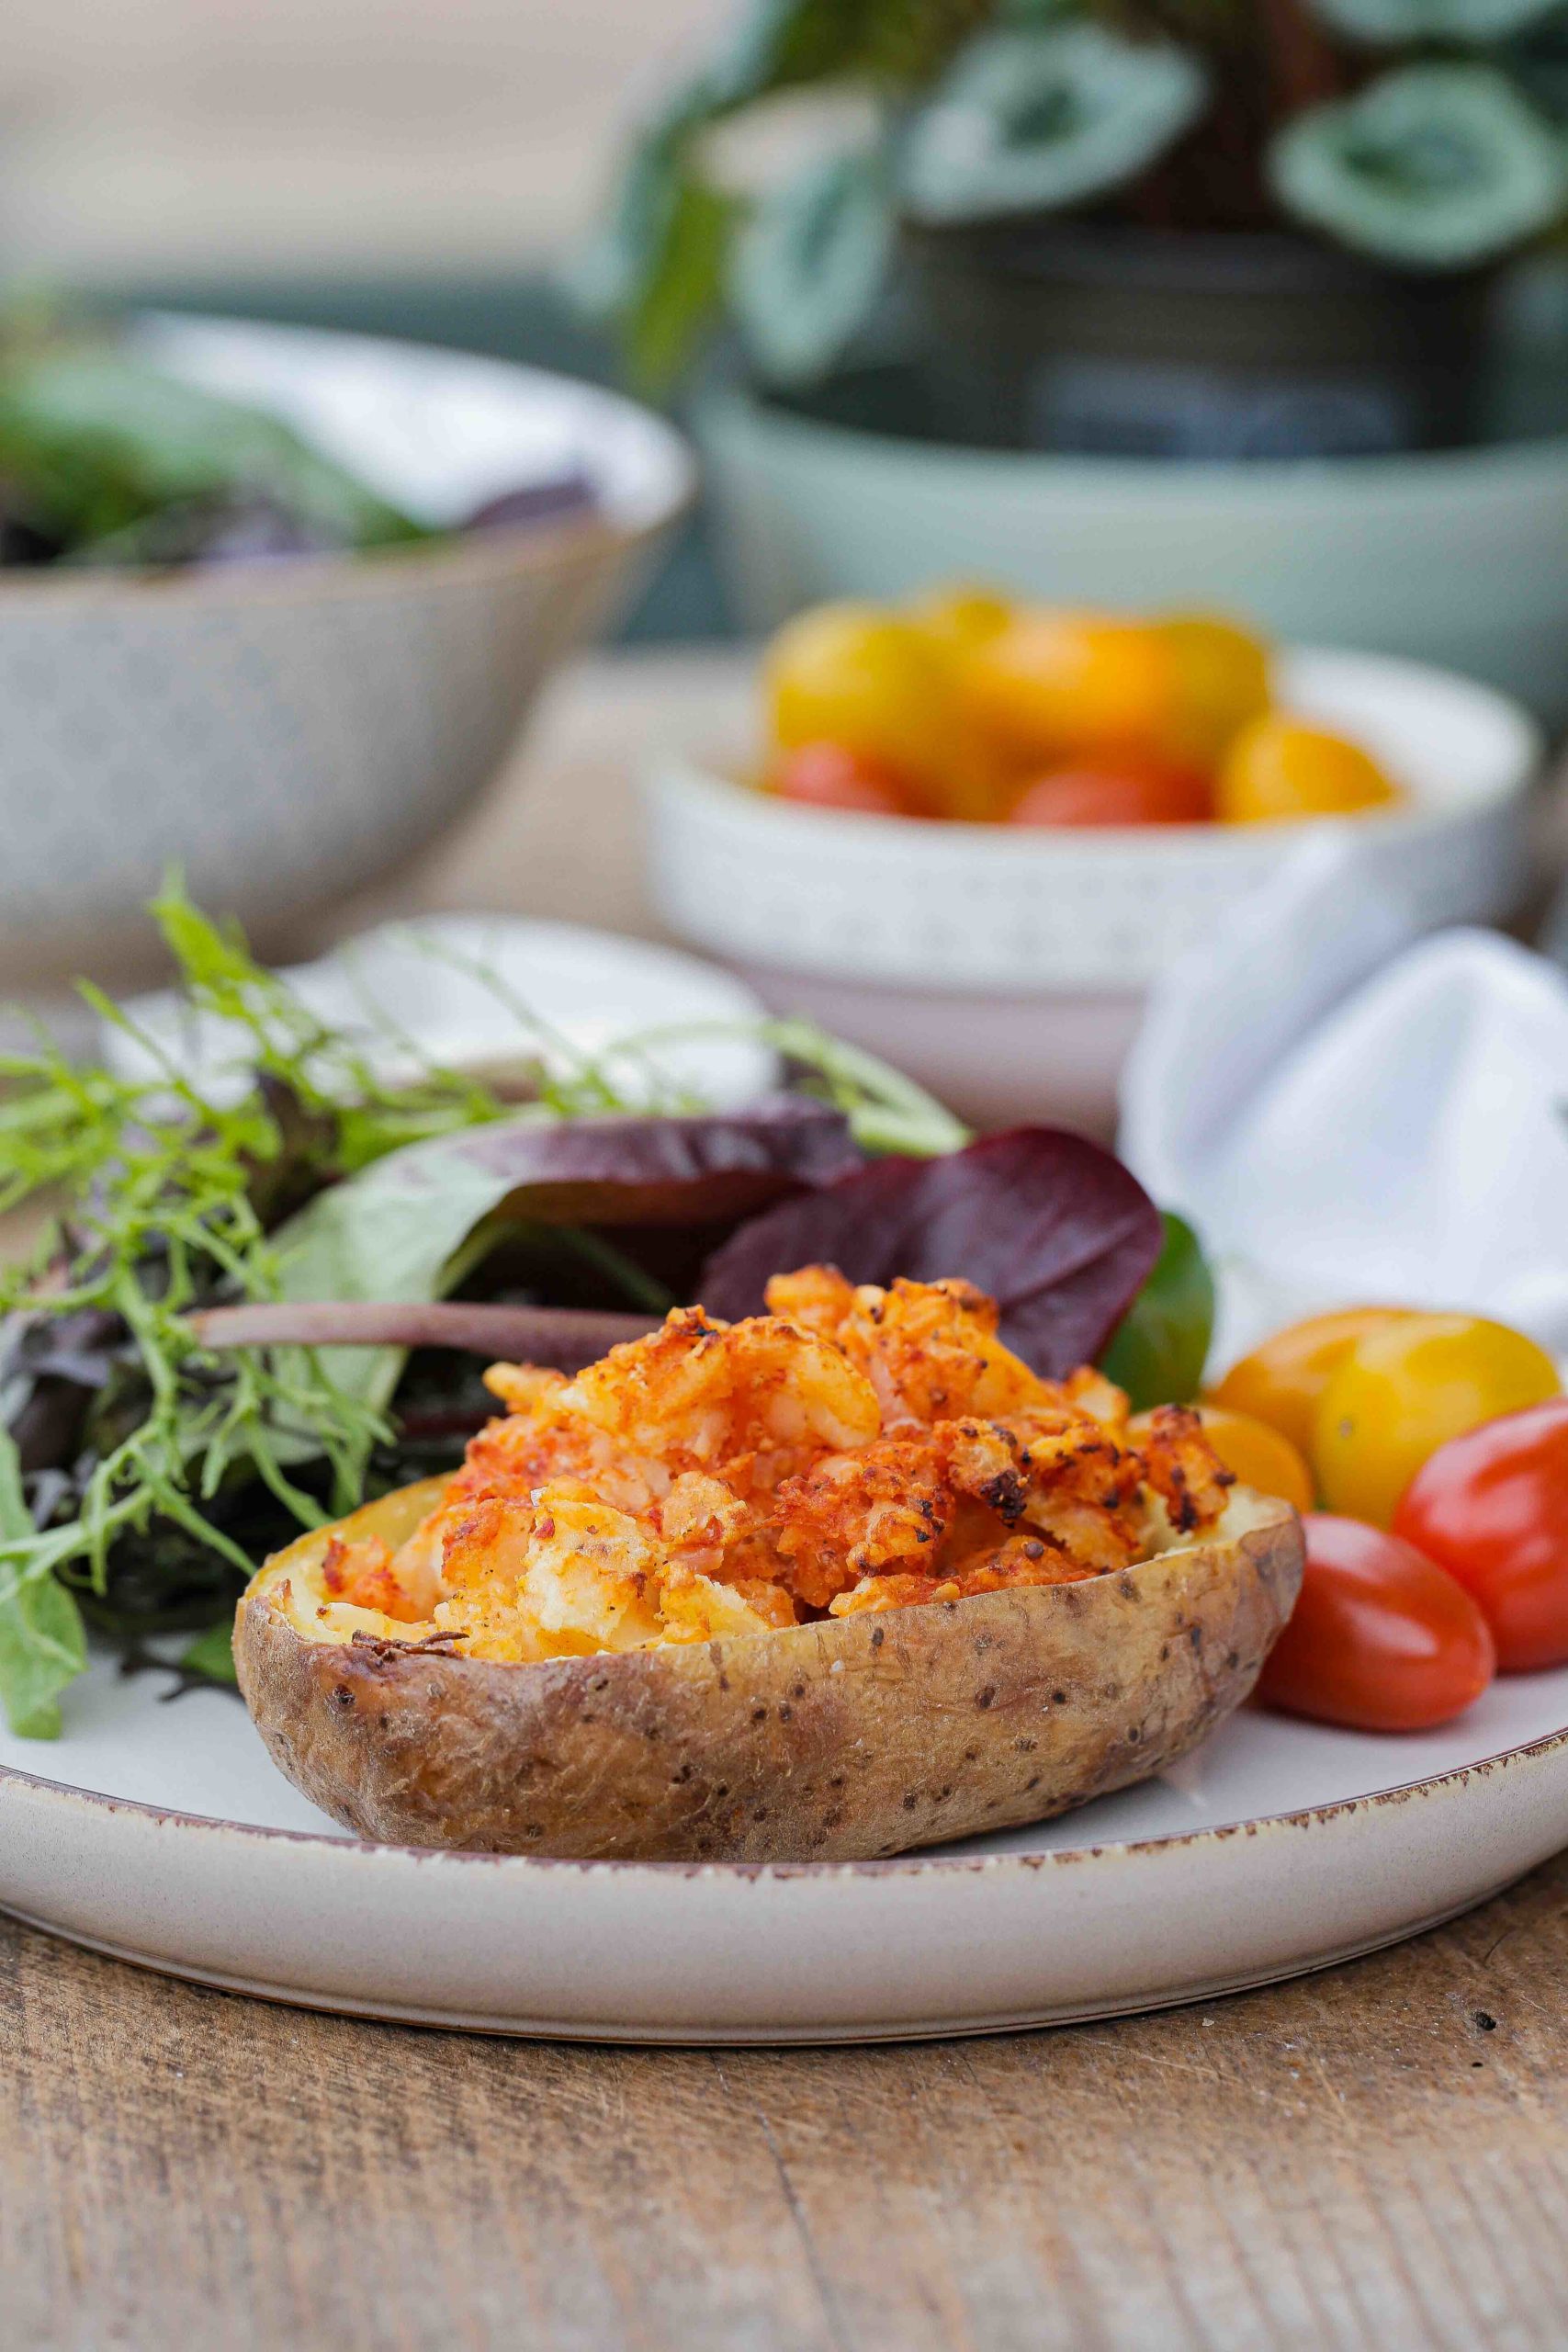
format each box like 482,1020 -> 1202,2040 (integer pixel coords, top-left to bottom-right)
7,653 -> 1568,2352
6,1860 -> 1568,2352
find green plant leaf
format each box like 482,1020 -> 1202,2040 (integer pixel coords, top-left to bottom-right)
1308,0 -> 1564,42
898,24 -> 1211,223
1269,63 -> 1568,267
730,146 -> 897,382
703,0 -> 879,107
0,1428 -> 87,1736
625,168 -> 739,391
1098,1213 -> 1215,1411
571,108 -> 694,322
180,1618 -> 239,1686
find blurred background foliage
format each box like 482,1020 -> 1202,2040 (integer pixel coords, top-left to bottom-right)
3,0 -> 1568,631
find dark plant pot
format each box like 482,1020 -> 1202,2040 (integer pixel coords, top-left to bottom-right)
903,223 -> 1495,460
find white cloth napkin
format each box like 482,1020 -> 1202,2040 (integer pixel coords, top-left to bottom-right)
1119,831 -> 1568,1361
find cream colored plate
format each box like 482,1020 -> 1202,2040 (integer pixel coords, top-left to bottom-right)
4,1651 -> 1566,2041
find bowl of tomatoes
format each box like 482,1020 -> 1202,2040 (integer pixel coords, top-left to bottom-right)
643,594 -> 1541,1131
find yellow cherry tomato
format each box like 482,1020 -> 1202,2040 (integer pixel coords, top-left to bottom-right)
766,604 -> 962,808
911,582 -> 1014,656
1210,1306 -> 1414,1458
912,586 -> 1030,819
1158,614 -> 1271,766
1131,1405 -> 1314,1512
962,609 -> 1179,762
1218,715 -> 1404,825
1314,1313 -> 1562,1530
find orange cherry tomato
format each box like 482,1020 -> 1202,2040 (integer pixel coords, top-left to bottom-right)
1257,1514 -> 1495,1733
1210,1307 -> 1412,1459
1158,614 -> 1271,766
963,611 -> 1179,762
1314,1314 -> 1562,1531
766,604 -> 964,809
1394,1399 -> 1568,1672
1218,716 -> 1404,825
768,741 -> 916,817
1130,1405 -> 1313,1511
1008,759 -> 1213,829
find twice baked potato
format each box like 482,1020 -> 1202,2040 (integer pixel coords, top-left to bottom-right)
236,1268 -> 1303,1861
239,1480 -> 1300,1862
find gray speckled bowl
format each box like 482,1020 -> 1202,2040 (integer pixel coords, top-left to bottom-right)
0,315 -> 694,988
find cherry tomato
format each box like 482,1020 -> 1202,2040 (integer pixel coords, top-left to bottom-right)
1130,1405 -> 1314,1511
768,741 -> 916,818
1257,1514 -> 1495,1732
1008,759 -> 1213,829
1158,614 -> 1271,766
1394,1399 -> 1568,1671
963,611 -> 1178,762
1314,1314 -> 1562,1531
1218,716 -> 1404,825
1210,1306 -> 1412,1458
766,604 -> 962,807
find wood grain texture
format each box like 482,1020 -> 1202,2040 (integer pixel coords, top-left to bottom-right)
7,1851 -> 1568,2352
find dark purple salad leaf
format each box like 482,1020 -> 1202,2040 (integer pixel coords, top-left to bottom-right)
465,471 -> 599,533
699,1128 -> 1163,1378
391,1097 -> 863,1228
0,1302 -> 126,1478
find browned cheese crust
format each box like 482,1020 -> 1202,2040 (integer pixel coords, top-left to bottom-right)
235,1480 -> 1303,1863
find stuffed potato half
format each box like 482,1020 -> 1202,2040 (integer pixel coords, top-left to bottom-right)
237,1476 -> 1302,1863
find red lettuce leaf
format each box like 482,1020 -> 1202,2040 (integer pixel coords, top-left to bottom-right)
266,1097 -> 864,1416
391,1097 -> 863,1227
699,1128 -> 1162,1377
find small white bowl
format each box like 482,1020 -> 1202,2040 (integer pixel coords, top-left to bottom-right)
0,315 -> 694,993
643,648 -> 1543,1132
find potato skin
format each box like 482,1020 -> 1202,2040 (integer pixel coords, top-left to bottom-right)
236,1487 -> 1302,1863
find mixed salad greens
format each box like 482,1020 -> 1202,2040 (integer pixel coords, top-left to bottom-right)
0,889 -> 1213,1736
0,310 -> 592,570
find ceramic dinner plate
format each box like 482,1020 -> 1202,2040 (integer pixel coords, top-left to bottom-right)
3,1647 -> 1566,2042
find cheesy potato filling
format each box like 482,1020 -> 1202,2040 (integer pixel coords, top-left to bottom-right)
273,1268 -> 1235,1660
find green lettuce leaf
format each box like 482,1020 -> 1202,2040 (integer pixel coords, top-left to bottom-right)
0,349 -> 427,554
0,1428 -> 86,1738
180,1619 -> 240,1686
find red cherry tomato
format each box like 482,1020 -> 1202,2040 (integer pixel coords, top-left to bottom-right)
1007,759 -> 1213,829
768,741 -> 915,817
1257,1514 -> 1495,1733
1393,1399 -> 1568,1672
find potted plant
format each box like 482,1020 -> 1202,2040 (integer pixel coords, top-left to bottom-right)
581,0 -> 1568,718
